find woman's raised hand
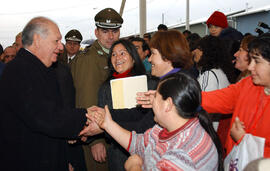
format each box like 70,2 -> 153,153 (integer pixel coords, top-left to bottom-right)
136,90 -> 156,108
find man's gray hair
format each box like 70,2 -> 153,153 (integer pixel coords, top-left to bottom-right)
22,17 -> 54,47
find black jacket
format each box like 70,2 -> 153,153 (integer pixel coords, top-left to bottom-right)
98,74 -> 159,109
0,61 -> 4,77
98,75 -> 159,135
0,48 -> 87,171
52,61 -> 87,170
97,74 -> 159,171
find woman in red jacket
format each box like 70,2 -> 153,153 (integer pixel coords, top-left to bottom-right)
201,34 -> 270,157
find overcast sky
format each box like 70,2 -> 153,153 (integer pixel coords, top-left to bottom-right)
1,0 -> 270,48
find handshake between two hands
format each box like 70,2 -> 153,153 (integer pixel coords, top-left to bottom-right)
69,90 -> 157,144
68,106 -> 107,144
79,106 -> 109,141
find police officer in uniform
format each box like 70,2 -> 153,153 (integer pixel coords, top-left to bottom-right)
59,29 -> 83,65
70,8 -> 123,171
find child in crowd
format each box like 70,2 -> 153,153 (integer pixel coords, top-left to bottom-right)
206,10 -> 242,41
206,10 -> 243,80
206,11 -> 228,37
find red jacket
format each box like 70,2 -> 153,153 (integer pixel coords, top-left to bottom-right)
202,76 -> 270,157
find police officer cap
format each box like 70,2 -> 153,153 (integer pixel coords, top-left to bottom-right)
95,8 -> 123,29
65,29 -> 83,42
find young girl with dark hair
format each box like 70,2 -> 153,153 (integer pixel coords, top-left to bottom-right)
193,35 -> 236,132
195,35 -> 236,91
90,72 -> 222,171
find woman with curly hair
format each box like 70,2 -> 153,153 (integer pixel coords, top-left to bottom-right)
194,35 -> 236,92
193,35 -> 237,133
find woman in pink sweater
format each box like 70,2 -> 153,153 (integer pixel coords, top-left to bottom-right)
89,73 -> 223,171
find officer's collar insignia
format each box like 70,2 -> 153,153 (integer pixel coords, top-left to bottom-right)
97,50 -> 104,55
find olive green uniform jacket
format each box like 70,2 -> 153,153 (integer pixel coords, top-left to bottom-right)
58,49 -> 80,66
71,40 -> 109,110
70,40 -> 109,171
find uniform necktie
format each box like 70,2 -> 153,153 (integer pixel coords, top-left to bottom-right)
68,57 -> 72,63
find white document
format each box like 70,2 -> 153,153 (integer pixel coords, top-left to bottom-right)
110,75 -> 148,109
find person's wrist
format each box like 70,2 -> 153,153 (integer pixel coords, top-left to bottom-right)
102,119 -> 110,131
236,134 -> 245,145
104,119 -> 115,131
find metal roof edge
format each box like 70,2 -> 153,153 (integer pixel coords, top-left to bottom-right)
230,5 -> 270,17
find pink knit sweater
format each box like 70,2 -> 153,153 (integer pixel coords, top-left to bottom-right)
128,118 -> 218,171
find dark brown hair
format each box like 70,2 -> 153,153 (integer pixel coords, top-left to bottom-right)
241,35 -> 256,51
248,33 -> 270,63
149,30 -> 193,69
240,35 -> 256,64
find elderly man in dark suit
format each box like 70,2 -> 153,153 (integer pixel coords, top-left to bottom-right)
0,17 -> 96,171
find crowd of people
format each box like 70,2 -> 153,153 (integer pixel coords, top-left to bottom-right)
0,7 -> 270,171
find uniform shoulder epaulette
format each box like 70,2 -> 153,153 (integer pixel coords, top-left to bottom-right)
82,47 -> 90,54
76,48 -> 88,56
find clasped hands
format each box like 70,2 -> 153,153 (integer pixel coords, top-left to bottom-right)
71,90 -> 156,143
76,90 -> 247,144
67,106 -> 106,144
77,106 -> 106,140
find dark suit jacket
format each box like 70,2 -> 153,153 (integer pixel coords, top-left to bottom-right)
0,61 -> 4,77
0,48 -> 87,171
52,61 -> 87,170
